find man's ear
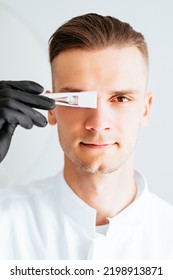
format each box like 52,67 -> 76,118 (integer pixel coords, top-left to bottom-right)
45,90 -> 57,125
140,92 -> 153,127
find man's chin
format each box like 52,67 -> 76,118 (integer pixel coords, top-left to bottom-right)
75,162 -> 119,175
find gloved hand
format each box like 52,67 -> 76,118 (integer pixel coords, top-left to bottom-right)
0,80 -> 55,163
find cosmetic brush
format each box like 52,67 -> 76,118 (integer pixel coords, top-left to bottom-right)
42,91 -> 97,109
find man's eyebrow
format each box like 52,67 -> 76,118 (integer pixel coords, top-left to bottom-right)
109,90 -> 140,95
58,87 -> 85,92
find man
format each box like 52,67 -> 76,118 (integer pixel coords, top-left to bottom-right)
0,13 -> 173,259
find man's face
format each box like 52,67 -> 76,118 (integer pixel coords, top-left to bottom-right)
49,47 -> 152,174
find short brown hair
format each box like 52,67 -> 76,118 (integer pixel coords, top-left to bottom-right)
49,13 -> 148,66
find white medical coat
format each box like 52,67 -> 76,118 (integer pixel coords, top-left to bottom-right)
0,170 -> 173,259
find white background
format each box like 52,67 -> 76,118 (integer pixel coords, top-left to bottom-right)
0,0 -> 173,205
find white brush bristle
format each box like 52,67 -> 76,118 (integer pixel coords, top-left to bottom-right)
77,91 -> 97,108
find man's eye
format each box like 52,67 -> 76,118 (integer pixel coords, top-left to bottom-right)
111,96 -> 129,103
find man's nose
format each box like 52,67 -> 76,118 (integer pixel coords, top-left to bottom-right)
85,102 -> 113,132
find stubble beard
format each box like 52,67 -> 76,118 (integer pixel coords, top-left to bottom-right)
63,143 -> 135,175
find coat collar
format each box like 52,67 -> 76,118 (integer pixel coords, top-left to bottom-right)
56,170 -> 149,237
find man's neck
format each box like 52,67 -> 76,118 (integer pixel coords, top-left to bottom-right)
64,157 -> 137,226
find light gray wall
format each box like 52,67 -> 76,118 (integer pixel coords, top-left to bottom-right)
0,0 -> 173,205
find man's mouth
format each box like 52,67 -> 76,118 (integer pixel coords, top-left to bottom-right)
80,142 -> 117,149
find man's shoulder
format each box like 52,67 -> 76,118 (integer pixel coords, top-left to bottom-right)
148,190 -> 173,212
146,190 -> 173,225
0,171 -> 62,206
136,170 -> 173,218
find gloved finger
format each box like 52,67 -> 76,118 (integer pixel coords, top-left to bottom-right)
5,123 -> 17,137
0,89 -> 55,110
0,108 -> 34,129
0,80 -> 43,94
0,123 -> 17,163
0,98 -> 48,127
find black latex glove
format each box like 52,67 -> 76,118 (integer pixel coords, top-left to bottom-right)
0,80 -> 55,163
